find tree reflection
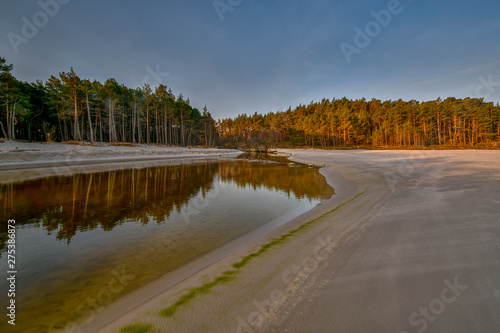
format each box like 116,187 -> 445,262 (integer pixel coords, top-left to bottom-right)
0,160 -> 334,251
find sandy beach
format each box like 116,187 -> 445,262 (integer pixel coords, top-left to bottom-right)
3,144 -> 500,332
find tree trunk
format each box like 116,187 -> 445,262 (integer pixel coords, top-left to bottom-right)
204,123 -> 207,146
122,112 -> 126,142
163,107 -> 168,144
437,114 -> 442,145
74,91 -> 81,141
86,92 -> 94,142
7,104 -> 13,139
137,109 -> 142,143
99,113 -> 103,142
169,115 -> 172,145
63,117 -> 68,141
0,121 -> 7,138
108,97 -> 117,142
132,99 -> 136,143
180,111 -> 184,146
80,105 -> 85,141
155,107 -> 159,144
146,104 -> 150,144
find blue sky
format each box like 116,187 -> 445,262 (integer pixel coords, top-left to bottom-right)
1,0 -> 499,119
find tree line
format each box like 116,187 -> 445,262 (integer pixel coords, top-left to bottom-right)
0,57 -> 218,146
217,97 -> 500,148
2,57 -> 500,149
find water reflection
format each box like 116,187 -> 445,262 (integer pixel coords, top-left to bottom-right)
0,159 -> 334,332
0,160 -> 332,246
1,163 -> 218,244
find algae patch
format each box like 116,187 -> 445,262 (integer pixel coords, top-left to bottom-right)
159,270 -> 237,317
120,323 -> 154,333
158,189 -> 367,316
120,189 -> 368,331
232,188 -> 368,269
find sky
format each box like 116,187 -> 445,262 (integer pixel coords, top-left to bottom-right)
1,0 -> 499,120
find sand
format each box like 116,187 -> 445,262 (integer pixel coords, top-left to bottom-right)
88,149 -> 500,333
3,144 -> 500,332
0,140 -> 241,183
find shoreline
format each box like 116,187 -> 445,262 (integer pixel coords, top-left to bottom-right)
0,140 -> 241,183
0,140 -> 241,166
92,149 -> 500,332
86,150 -> 389,333
1,142 -> 342,332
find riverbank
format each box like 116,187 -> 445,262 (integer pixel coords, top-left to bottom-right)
0,140 -> 241,183
87,149 -> 500,333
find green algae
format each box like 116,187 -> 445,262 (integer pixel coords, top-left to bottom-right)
119,323 -> 154,333
156,188 -> 368,319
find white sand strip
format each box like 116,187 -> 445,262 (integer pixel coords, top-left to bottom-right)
0,140 -> 241,183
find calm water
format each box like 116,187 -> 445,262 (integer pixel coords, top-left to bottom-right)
0,158 -> 334,332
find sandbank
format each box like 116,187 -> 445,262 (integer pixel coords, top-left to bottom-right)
0,140 -> 240,183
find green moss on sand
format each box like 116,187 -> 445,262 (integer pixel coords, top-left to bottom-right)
120,323 -> 154,333
156,189 -> 367,318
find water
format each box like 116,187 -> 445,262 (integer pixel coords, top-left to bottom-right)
0,158 -> 334,332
